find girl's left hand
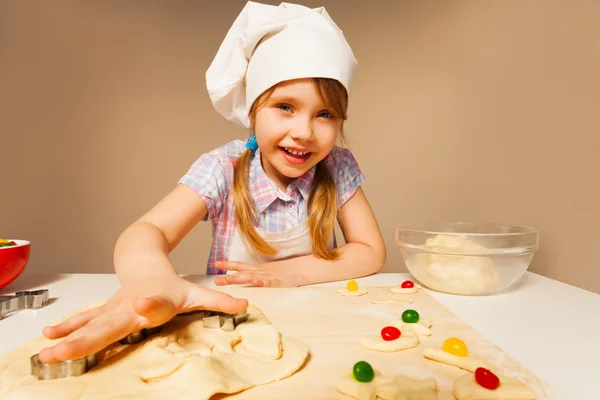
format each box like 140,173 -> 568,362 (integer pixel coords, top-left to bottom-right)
213,261 -> 300,287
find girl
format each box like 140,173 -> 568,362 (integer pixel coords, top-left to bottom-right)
39,1 -> 385,365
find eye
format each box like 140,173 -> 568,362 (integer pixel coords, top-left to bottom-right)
276,104 -> 293,112
317,110 -> 334,119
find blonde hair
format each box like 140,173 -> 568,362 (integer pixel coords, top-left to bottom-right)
233,78 -> 348,260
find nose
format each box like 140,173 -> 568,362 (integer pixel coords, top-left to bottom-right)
289,118 -> 313,141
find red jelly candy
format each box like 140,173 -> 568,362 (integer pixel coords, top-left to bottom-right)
475,367 -> 500,390
381,326 -> 401,341
401,280 -> 414,288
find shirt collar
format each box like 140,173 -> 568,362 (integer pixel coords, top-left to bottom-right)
249,149 -> 316,213
290,165 -> 315,201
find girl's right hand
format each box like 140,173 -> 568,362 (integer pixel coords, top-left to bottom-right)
37,276 -> 248,364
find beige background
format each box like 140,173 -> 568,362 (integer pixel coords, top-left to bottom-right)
1,1 -> 598,293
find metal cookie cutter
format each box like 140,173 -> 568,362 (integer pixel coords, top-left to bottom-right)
29,327 -> 163,380
30,353 -> 97,380
202,311 -> 249,332
119,326 -> 162,345
28,309 -> 247,380
0,289 -> 49,319
118,309 -> 209,344
29,327 -> 162,380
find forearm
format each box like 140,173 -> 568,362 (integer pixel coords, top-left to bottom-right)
113,221 -> 179,287
275,242 -> 386,286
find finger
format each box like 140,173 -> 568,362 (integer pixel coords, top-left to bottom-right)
186,286 -> 248,315
216,261 -> 254,272
214,277 -> 229,286
42,307 -> 104,340
38,346 -> 64,364
39,314 -> 134,364
255,279 -> 279,287
224,273 -> 256,285
252,279 -> 265,287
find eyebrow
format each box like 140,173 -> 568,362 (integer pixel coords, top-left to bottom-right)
268,95 -> 302,104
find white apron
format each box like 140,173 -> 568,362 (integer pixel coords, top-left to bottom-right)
227,220 -> 334,266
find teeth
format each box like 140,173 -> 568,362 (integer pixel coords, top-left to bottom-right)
284,147 -> 309,156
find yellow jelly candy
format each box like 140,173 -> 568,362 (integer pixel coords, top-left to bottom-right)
443,337 -> 468,357
347,280 -> 359,292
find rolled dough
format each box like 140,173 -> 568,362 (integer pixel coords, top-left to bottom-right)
370,298 -> 413,305
0,304 -> 309,399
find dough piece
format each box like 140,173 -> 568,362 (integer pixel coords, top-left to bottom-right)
370,298 -> 413,305
234,324 -> 282,360
359,331 -> 419,352
410,235 -> 500,295
453,372 -> 536,400
377,375 -> 439,400
390,318 -> 433,336
337,287 -> 368,296
423,348 -> 489,372
0,304 -> 309,400
336,370 -> 394,400
390,283 -> 422,295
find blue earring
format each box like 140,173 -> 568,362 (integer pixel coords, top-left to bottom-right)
246,133 -> 258,151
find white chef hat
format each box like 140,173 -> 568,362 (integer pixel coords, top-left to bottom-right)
206,1 -> 358,128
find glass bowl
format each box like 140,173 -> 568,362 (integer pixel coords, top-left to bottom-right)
395,222 -> 539,295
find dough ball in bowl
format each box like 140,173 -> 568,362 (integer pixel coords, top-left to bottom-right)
395,222 -> 538,295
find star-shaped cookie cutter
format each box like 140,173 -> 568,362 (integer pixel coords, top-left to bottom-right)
29,309 -> 249,380
0,289 -> 49,319
202,310 -> 249,331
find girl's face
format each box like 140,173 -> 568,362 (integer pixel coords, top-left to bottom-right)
253,78 -> 342,190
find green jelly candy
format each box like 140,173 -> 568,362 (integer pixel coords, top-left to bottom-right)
402,309 -> 420,323
352,361 -> 374,382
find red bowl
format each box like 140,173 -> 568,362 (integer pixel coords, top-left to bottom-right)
0,239 -> 31,290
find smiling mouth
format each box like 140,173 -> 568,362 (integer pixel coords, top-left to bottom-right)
280,147 -> 311,159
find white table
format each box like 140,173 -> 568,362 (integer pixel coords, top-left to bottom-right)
1,272 -> 598,399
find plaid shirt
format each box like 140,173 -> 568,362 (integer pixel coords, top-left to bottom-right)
178,140 -> 365,274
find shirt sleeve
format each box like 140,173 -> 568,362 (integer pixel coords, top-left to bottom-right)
326,146 -> 366,207
178,141 -> 242,221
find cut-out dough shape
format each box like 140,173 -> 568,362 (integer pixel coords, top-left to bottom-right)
337,287 -> 368,296
336,369 -> 394,400
390,283 -> 422,295
391,318 -> 433,336
359,331 -> 419,352
423,347 -> 489,372
377,375 -> 439,400
453,372 -> 536,400
234,324 -> 282,360
0,304 -> 309,400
